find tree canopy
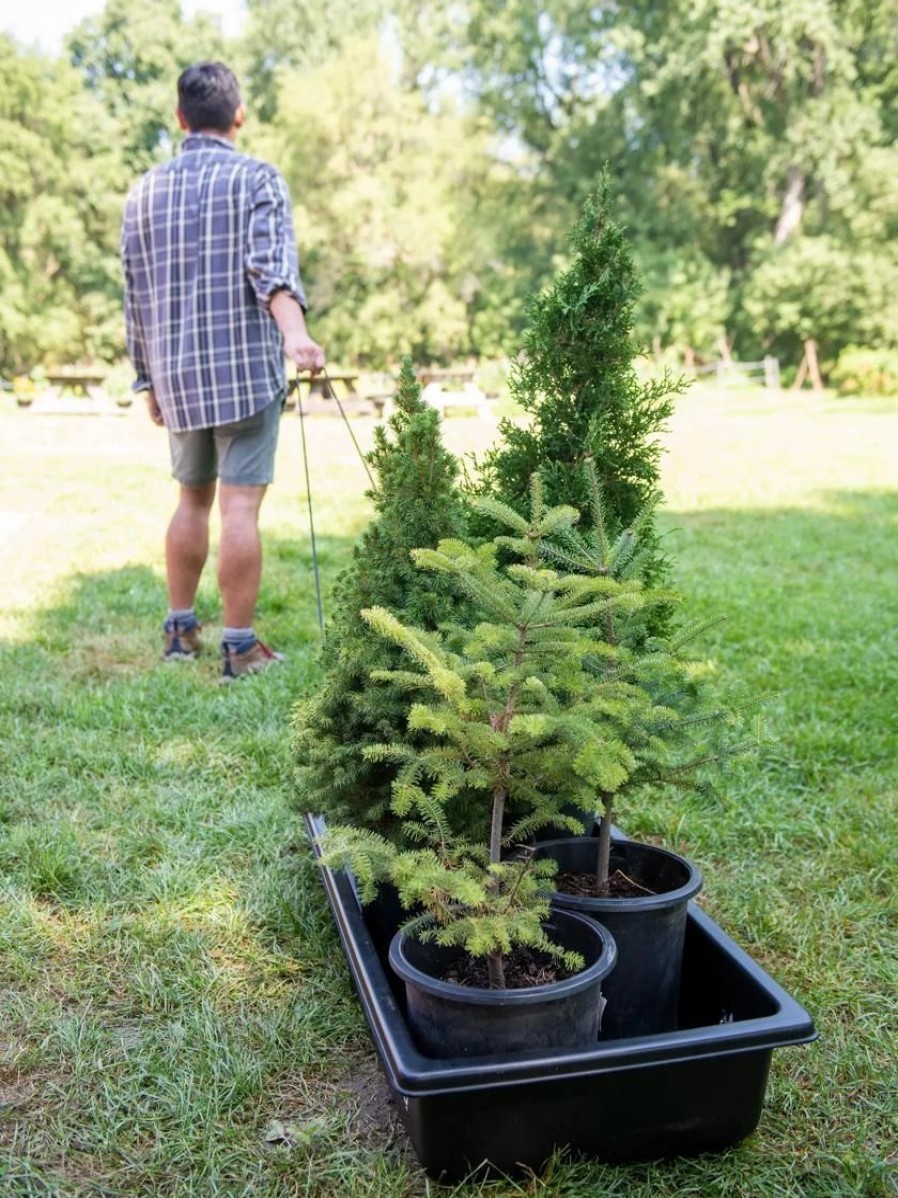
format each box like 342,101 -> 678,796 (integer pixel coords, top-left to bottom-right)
1,0 -> 895,380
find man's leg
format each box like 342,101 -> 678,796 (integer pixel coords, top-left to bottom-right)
217,483 -> 285,680
214,400 -> 284,680
166,483 -> 216,610
217,483 -> 266,629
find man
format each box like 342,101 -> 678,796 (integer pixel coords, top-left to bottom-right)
121,61 -> 324,681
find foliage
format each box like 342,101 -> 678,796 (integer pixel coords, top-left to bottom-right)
66,0 -> 227,173
831,346 -> 898,397
635,251 -> 731,363
238,0 -> 384,120
321,482 -> 669,986
739,234 -> 898,369
475,182 -> 685,613
0,35 -> 127,375
3,0 -> 897,376
292,358 -> 468,831
406,0 -> 898,369
541,462 -> 756,886
257,35 -> 540,367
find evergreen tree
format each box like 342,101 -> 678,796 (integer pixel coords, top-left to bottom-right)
539,462 -> 753,889
474,179 -> 685,606
292,359 -> 468,830
322,483 -> 663,987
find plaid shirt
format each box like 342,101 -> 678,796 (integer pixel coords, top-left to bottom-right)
121,133 -> 307,432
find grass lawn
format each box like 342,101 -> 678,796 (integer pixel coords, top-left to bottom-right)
1,388 -> 895,1197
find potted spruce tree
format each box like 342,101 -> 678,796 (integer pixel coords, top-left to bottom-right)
318,482 -> 688,1057
451,459 -> 749,1040
524,462 -> 750,1036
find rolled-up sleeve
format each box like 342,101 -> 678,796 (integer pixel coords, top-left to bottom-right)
245,167 -> 307,312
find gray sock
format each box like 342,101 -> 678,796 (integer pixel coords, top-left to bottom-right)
222,626 -> 254,647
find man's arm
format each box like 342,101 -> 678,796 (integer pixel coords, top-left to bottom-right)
246,169 -> 325,372
121,199 -> 154,397
269,292 -> 325,373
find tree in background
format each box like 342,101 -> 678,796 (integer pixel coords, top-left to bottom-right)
404,0 -> 898,374
256,35 -> 541,367
238,0 -> 384,120
66,0 -> 226,173
0,36 -> 126,374
1,0 -> 896,380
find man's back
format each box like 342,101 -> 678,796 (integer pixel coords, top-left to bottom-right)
122,132 -> 305,431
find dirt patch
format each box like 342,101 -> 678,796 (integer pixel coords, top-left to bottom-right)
337,1055 -> 406,1152
445,944 -> 575,988
555,867 -> 658,899
261,1050 -> 412,1161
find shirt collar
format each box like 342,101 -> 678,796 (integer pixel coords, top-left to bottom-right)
180,132 -> 236,153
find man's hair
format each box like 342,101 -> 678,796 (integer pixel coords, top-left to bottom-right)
177,62 -> 242,133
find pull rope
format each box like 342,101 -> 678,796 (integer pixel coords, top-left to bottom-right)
319,366 -> 376,487
294,373 -> 325,635
289,367 -> 380,636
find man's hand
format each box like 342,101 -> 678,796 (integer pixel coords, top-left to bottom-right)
270,291 -> 325,375
145,390 -> 164,426
283,330 -> 326,375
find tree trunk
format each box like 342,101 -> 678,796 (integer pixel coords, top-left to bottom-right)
487,949 -> 506,989
489,785 -> 506,866
804,338 -> 825,391
594,793 -> 614,891
775,166 -> 806,245
792,339 -> 824,392
716,334 -> 734,367
792,356 -> 808,391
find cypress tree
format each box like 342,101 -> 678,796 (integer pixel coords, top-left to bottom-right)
474,177 -> 686,605
293,358 -> 468,830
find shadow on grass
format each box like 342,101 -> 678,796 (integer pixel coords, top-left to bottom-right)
0,531 -> 360,910
3,487 -> 895,777
7,529 -> 358,671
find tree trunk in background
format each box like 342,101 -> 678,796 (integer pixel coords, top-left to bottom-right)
775,166 -> 806,245
804,338 -> 824,390
792,338 -> 825,391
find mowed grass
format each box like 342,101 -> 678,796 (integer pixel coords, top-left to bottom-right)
0,388 -> 895,1197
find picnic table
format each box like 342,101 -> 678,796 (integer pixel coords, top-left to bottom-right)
415,367 -> 493,419
45,369 -> 110,399
19,368 -> 130,415
288,371 -> 387,418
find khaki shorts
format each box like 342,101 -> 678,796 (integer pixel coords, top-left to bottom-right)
168,400 -> 282,487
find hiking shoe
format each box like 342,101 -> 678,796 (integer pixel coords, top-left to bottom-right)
163,617 -> 202,661
220,637 -> 285,683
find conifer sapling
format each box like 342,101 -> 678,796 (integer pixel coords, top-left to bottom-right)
293,358 -> 467,833
321,480 -> 665,988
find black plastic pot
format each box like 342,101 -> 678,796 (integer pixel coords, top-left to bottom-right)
359,882 -> 409,958
389,909 -> 617,1058
534,836 -> 702,1039
306,815 -> 816,1180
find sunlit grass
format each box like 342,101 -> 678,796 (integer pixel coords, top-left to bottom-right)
0,388 -> 896,1196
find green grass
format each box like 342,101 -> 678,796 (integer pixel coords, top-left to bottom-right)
0,389 -> 896,1196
